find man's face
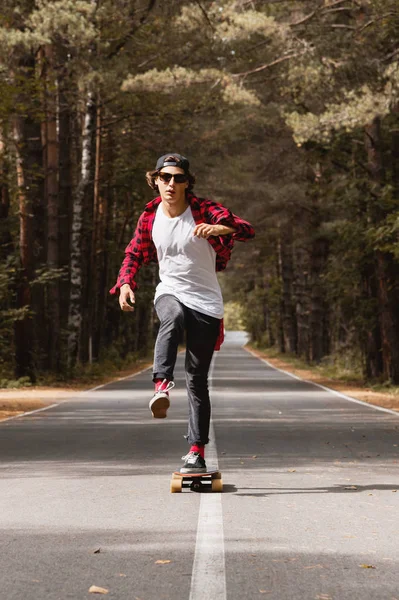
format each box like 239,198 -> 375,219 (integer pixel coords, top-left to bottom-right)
155,166 -> 188,206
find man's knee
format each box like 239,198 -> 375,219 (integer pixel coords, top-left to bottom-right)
186,371 -> 208,393
157,298 -> 185,328
163,306 -> 184,330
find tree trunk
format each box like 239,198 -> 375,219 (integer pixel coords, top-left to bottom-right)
13,113 -> 41,381
361,261 -> 383,379
295,245 -> 310,361
365,117 -> 399,382
41,44 -> 60,370
309,232 -> 329,363
94,117 -> 113,360
0,130 -> 13,258
67,91 -> 96,366
275,244 -> 285,353
279,222 -> 297,354
58,67 -> 73,356
375,250 -> 399,382
89,103 -> 103,361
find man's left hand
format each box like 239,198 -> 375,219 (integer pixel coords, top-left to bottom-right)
193,223 -> 236,238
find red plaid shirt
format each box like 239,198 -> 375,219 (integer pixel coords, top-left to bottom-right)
110,193 -> 255,350
110,193 -> 254,295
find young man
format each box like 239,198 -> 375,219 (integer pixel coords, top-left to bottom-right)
110,153 -> 254,473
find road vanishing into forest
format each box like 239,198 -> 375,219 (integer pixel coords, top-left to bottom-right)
0,332 -> 399,600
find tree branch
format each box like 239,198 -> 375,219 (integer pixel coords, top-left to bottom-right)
290,10 -> 317,27
357,11 -> 396,33
194,0 -> 216,32
107,0 -> 156,59
330,24 -> 356,29
290,1 -> 354,27
324,0 -> 352,7
232,50 -> 308,78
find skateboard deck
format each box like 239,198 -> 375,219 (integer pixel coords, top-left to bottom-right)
170,470 -> 223,493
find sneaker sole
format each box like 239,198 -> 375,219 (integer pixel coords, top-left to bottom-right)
149,396 -> 170,419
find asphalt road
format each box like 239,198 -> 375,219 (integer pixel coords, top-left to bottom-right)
0,332 -> 398,600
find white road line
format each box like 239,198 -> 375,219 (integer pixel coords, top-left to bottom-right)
189,357 -> 226,600
246,348 -> 399,418
0,365 -> 153,424
0,403 -> 61,423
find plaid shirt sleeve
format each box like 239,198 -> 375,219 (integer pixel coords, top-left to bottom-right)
205,200 -> 255,241
109,212 -> 156,295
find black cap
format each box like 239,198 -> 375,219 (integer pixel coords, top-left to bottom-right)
155,153 -> 190,173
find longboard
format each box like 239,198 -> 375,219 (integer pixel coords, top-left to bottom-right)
170,470 -> 223,493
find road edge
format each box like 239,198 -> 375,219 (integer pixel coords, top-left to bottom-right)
246,347 -> 399,418
0,364 -> 153,424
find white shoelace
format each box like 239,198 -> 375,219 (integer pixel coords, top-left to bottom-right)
181,451 -> 199,461
156,379 -> 175,393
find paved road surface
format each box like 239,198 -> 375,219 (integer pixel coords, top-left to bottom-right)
0,332 -> 398,600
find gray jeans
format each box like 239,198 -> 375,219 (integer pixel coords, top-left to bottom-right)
153,294 -> 220,446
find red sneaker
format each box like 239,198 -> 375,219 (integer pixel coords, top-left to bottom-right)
149,379 -> 175,419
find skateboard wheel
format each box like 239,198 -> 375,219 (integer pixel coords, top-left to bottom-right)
170,478 -> 182,493
211,478 -> 223,493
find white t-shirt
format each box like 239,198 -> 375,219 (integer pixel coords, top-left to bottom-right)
152,203 -> 224,319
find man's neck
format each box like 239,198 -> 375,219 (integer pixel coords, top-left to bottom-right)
161,198 -> 189,218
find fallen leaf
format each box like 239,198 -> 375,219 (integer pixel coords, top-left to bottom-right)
89,585 -> 109,594
392,490 -> 397,493
119,573 -> 127,577
288,469 -> 296,473
155,560 -> 171,564
252,455 -> 258,459
272,557 -> 298,563
304,564 -> 324,570
259,591 -> 271,594
344,486 -> 358,490
360,564 -> 376,569
93,548 -> 101,554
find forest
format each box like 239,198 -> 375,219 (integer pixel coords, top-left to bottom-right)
0,0 -> 398,385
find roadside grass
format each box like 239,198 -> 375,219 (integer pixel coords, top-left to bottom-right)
0,351 -> 153,391
38,352 -> 153,390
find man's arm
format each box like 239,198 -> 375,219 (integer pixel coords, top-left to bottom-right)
193,223 -> 236,239
204,200 -> 255,241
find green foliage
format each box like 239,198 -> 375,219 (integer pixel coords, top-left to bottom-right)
223,301 -> 245,331
122,66 -> 261,107
0,376 -> 32,388
31,267 -> 69,286
1,0 -> 399,383
176,2 -> 288,42
28,0 -> 98,47
286,75 -> 398,144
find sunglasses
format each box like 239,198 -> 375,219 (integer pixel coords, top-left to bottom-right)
157,172 -> 188,184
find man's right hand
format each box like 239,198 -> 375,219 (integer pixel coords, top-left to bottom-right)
119,284 -> 135,312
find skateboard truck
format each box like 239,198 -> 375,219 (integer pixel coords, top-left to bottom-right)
170,470 -> 223,493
